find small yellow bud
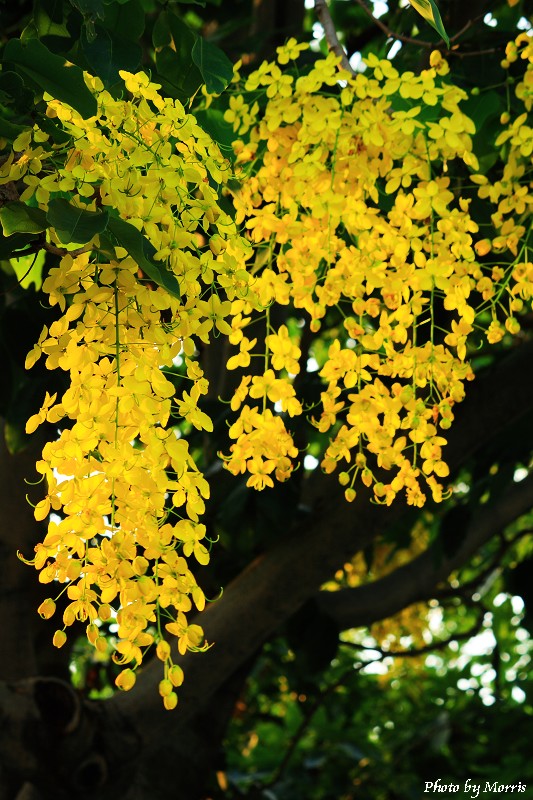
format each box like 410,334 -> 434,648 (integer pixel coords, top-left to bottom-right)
137,575 -> 156,597
361,468 -> 373,488
500,111 -> 510,125
156,640 -> 171,661
505,317 -> 520,335
53,630 -> 67,648
115,669 -> 136,692
205,206 -> 219,225
168,664 -> 184,687
209,234 -> 226,255
38,598 -> 56,620
344,488 -> 356,503
86,623 -> 99,645
338,472 -> 350,486
163,692 -> 178,711
159,679 -> 173,697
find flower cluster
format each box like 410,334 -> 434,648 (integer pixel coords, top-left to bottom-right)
3,29 -> 532,704
7,71 -> 252,706
223,32 -> 533,506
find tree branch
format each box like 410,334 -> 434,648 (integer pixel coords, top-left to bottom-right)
314,0 -> 355,74
352,0 -> 436,49
351,0 -> 497,57
7,341 -> 531,798
317,470 -> 533,631
110,340 -> 533,746
341,611 -> 484,659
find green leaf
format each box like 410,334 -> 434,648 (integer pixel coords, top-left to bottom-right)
10,249 -> 46,290
0,232 -> 39,259
81,25 -> 142,86
107,216 -> 181,299
191,37 -> 233,95
34,0 -> 71,39
195,108 -> 236,156
409,0 -> 449,47
463,90 -> 503,133
153,11 -> 202,101
67,0 -> 105,19
0,203 -> 48,236
46,199 -> 109,244
0,118 -> 27,142
152,9 -> 172,48
38,115 -> 72,144
101,0 -> 145,39
3,38 -> 97,119
0,71 -> 35,113
4,420 -> 29,455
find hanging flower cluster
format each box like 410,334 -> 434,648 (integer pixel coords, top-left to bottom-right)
1,29 -> 531,705
222,33 -> 533,507
4,71 -> 252,707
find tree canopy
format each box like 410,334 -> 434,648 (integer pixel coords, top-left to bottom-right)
0,0 -> 532,798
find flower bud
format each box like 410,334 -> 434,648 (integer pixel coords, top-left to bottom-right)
115,669 -> 136,692
159,679 -> 173,698
38,598 -> 56,620
163,692 -> 178,711
53,630 -> 67,648
156,640 -> 171,661
169,664 -> 184,687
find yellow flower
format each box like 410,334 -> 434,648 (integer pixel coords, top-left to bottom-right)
265,325 -> 300,374
276,38 -> 308,65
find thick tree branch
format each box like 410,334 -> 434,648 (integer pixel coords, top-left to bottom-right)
317,471 -> 533,630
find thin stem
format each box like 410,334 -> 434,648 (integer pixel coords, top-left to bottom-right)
351,0 -> 499,57
352,0 -> 436,48
111,277 -> 122,533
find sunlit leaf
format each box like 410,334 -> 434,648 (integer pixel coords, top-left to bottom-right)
0,202 -> 47,236
3,38 -> 97,118
191,37 -> 233,95
409,0 -> 449,47
46,199 -> 109,244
